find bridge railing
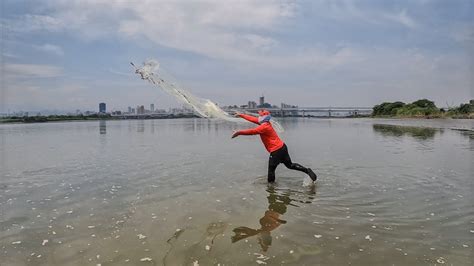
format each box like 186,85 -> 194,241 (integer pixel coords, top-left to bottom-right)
223,107 -> 373,117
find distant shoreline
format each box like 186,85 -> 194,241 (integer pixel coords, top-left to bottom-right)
0,114 -> 199,124
1,114 -> 472,125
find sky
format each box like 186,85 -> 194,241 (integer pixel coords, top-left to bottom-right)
1,0 -> 473,113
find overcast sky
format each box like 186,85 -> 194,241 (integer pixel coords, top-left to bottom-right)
1,0 -> 473,112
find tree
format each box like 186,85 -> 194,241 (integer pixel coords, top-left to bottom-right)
412,99 -> 436,109
458,103 -> 473,114
373,101 -> 405,116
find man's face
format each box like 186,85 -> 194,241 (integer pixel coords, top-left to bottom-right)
258,110 -> 269,116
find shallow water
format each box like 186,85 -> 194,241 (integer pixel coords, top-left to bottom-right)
1,118 -> 473,265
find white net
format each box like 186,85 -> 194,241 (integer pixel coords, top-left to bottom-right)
132,59 -> 284,132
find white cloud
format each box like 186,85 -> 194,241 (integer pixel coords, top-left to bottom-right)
3,14 -> 65,32
114,0 -> 296,61
1,52 -> 20,58
313,1 -> 419,29
4,63 -> 63,78
33,44 -> 64,56
452,25 -> 474,44
1,1 -> 423,69
384,9 -> 418,29
2,82 -> 87,111
4,0 -> 296,62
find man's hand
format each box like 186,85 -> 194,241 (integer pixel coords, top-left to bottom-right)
231,131 -> 240,139
234,112 -> 241,117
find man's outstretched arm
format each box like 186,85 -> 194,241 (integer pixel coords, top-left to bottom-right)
236,112 -> 259,124
232,124 -> 266,138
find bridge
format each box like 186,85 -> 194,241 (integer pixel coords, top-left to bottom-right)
111,106 -> 374,119
224,107 -> 373,117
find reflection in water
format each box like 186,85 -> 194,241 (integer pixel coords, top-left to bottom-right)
453,129 -> 474,151
184,118 -> 229,133
163,221 -> 228,265
150,119 -> 155,134
454,128 -> 474,139
373,124 -> 438,140
99,120 -> 106,134
137,120 -> 145,132
231,186 -> 315,252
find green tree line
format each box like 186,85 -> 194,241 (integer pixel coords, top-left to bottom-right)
0,114 -> 111,123
372,99 -> 473,118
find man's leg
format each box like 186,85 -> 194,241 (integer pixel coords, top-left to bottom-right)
282,145 -> 317,181
283,160 -> 308,173
267,155 -> 279,183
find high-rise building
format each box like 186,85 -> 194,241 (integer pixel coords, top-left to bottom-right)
248,101 -> 257,109
259,95 -> 265,106
128,106 -> 132,113
137,105 -> 145,114
99,103 -> 106,113
150,104 -> 155,112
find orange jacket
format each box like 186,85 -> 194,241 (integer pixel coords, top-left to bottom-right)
237,114 -> 284,153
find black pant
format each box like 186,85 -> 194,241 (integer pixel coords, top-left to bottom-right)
268,144 -> 308,182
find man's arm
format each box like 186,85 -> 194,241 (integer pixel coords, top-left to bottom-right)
232,124 -> 266,138
237,113 -> 259,124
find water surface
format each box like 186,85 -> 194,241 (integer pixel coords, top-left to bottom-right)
1,118 -> 473,265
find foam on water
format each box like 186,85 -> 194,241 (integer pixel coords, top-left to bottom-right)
132,59 -> 284,132
302,176 -> 314,187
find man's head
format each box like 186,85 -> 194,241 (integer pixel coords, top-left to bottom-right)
258,109 -> 270,116
258,231 -> 272,252
258,109 -> 271,124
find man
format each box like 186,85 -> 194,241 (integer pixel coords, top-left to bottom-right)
232,110 -> 317,183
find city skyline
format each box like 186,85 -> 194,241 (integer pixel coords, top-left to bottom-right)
1,1 -> 473,112
0,93 -> 362,116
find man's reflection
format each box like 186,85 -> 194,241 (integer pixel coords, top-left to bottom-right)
231,186 -> 315,252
